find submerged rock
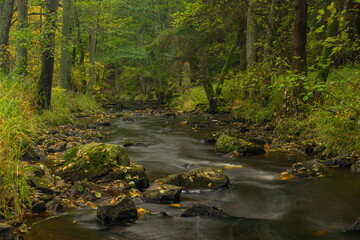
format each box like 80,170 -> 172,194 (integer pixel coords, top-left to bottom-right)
97,195 -> 138,224
287,160 -> 327,177
156,167 -> 230,190
56,143 -> 130,182
215,134 -> 265,156
0,223 -> 13,240
181,203 -> 228,217
143,182 -> 182,203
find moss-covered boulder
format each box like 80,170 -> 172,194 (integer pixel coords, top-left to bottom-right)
55,143 -> 130,182
215,134 -> 265,156
155,167 -> 229,190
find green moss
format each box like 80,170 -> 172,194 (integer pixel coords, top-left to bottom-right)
215,134 -> 265,155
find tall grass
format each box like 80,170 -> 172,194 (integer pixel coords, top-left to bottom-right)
0,74 -> 37,222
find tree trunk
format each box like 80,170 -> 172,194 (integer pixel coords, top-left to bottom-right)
15,0 -> 28,75
316,0 -> 345,83
292,0 -> 307,100
0,0 -> 15,73
246,3 -> 257,69
264,0 -> 278,62
215,35 -> 236,97
59,0 -> 73,89
115,66 -> 119,93
37,0 -> 59,109
199,57 -> 217,113
88,22 -> 97,93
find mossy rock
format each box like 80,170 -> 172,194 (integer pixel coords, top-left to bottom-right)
215,134 -> 265,156
155,167 -> 230,190
56,143 -> 130,183
102,164 -> 149,190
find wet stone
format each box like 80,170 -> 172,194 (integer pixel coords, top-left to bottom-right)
181,203 -> 228,217
156,167 -> 230,190
32,201 -> 46,213
97,196 -> 138,224
143,183 -> 182,203
347,217 -> 360,232
46,200 -> 64,213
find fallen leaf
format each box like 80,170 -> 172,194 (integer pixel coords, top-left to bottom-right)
110,199 -> 115,205
170,203 -> 182,208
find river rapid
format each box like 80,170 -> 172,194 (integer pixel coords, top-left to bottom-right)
24,111 -> 360,240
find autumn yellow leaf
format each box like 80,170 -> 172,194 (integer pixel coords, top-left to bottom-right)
280,172 -> 295,181
170,203 -> 182,208
223,165 -> 243,170
158,181 -> 164,185
110,199 -> 115,205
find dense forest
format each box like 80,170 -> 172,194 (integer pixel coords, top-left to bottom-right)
1,0 -> 360,238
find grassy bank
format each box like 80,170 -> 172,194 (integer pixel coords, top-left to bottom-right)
0,74 -> 102,222
171,66 -> 360,156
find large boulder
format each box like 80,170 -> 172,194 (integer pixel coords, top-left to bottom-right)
181,203 -> 228,217
55,143 -> 130,182
143,182 -> 182,203
156,167 -> 230,190
97,195 -> 138,224
287,160 -> 327,177
215,134 -> 265,156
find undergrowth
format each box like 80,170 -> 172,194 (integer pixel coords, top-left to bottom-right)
0,74 -> 37,222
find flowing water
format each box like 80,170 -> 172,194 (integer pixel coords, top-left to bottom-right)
24,111 -> 360,240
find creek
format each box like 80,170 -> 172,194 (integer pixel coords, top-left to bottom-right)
24,111 -> 360,240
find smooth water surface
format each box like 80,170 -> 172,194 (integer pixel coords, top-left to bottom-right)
25,112 -> 360,240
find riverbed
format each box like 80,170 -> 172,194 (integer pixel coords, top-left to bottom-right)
24,111 -> 360,240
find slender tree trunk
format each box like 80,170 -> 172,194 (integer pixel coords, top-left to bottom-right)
215,36 -> 236,97
292,0 -> 307,100
37,0 -> 59,109
199,57 -> 217,113
88,24 -> 97,93
15,0 -> 28,75
59,0 -> 73,89
115,66 -> 119,93
316,0 -> 345,83
264,0 -> 278,62
246,3 -> 257,69
0,0 -> 15,73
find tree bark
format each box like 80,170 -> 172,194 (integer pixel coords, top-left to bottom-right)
15,0 -> 28,75
292,0 -> 307,100
37,0 -> 59,109
264,0 -> 278,62
246,2 -> 257,69
59,0 -> 73,89
199,57 -> 217,113
87,23 -> 97,93
0,0 -> 15,73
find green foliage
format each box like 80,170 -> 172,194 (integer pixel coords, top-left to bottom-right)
171,86 -> 208,112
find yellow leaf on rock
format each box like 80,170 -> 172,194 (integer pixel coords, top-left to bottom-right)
280,172 -> 295,181
170,204 -> 182,208
110,199 -> 115,205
